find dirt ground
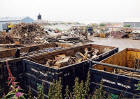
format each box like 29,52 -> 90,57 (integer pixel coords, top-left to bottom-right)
89,37 -> 140,51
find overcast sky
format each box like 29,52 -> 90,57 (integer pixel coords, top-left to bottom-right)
0,0 -> 140,23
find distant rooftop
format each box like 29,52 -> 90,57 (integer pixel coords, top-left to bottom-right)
0,17 -> 21,21
0,17 -> 34,22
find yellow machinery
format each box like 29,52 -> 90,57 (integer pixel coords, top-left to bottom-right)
99,33 -> 106,38
3,23 -> 14,32
8,23 -> 14,29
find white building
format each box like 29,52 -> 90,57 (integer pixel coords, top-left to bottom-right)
0,17 -> 34,31
124,18 -> 140,27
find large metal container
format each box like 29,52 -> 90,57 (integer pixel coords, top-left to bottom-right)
23,44 -> 118,98
0,43 -> 72,97
90,48 -> 140,98
0,43 -> 72,59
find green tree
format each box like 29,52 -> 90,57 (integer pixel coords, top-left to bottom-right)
100,23 -> 105,27
124,24 -> 131,27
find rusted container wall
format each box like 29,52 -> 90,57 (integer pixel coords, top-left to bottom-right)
126,48 -> 140,68
29,44 -> 118,64
0,43 -> 72,58
93,48 -> 140,72
93,49 -> 127,72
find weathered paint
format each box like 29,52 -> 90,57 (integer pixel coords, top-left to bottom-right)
93,48 -> 140,73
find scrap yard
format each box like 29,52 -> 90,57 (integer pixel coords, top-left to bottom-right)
0,11 -> 140,99
0,21 -> 140,99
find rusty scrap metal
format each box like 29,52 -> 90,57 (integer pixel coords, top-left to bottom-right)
10,23 -> 46,44
45,48 -> 100,68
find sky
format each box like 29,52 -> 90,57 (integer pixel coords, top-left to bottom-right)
0,0 -> 140,23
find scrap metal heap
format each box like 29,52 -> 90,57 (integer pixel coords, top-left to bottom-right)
8,23 -> 91,44
110,27 -> 132,38
10,23 -> 46,44
45,47 -> 110,69
55,27 -> 92,44
46,48 -> 98,68
0,34 -> 14,44
21,47 -> 63,57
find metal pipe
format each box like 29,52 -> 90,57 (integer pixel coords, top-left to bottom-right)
92,61 -> 140,73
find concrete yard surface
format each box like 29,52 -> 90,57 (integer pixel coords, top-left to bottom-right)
89,37 -> 140,51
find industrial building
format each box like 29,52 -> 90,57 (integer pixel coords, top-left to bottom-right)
0,17 -> 34,31
123,18 -> 140,27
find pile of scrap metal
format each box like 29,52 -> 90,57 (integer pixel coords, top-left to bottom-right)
40,25 -> 93,44
93,33 -> 110,38
110,28 -> 132,38
55,27 -> 93,44
129,29 -> 140,40
68,26 -> 88,38
131,33 -> 140,40
10,23 -> 47,44
93,27 -> 110,38
0,34 -> 14,44
121,27 -> 132,33
57,35 -> 84,44
0,44 -> 24,48
45,47 -> 100,68
21,47 -> 63,57
110,31 -> 128,38
0,31 -> 15,44
45,32 -> 92,44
